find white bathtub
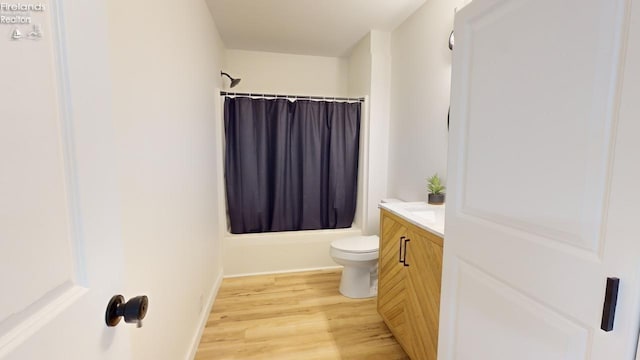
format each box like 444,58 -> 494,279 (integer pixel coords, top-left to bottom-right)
223,227 -> 364,277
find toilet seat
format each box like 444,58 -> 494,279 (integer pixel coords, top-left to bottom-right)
330,235 -> 379,253
330,236 -> 379,262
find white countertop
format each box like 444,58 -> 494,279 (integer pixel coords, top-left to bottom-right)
378,201 -> 445,238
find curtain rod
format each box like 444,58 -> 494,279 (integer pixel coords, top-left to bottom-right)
220,91 -> 365,103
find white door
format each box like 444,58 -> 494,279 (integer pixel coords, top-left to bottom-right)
441,0 -> 640,359
0,1 -> 131,359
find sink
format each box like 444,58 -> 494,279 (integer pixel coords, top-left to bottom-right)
401,204 -> 438,223
410,210 -> 436,223
403,204 -> 429,212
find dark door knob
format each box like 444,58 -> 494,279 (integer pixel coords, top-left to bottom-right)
105,294 -> 149,327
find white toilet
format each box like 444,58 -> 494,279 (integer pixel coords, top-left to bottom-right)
330,235 -> 380,299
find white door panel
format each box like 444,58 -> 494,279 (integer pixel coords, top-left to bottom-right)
459,0 -> 622,252
441,0 -> 640,358
454,261 -> 589,360
1,0 -> 75,329
0,1 -> 129,358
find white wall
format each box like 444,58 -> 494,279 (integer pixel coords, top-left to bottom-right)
106,0 -> 225,358
348,35 -> 372,97
223,49 -> 349,96
345,31 -> 394,237
388,0 -> 462,201
348,34 -> 372,231
366,30 -> 392,235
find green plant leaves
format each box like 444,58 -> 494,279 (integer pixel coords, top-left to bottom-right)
427,173 -> 445,195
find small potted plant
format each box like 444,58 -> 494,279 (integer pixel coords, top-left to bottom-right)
427,173 -> 446,205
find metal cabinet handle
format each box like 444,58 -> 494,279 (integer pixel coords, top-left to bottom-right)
402,239 -> 410,267
398,236 -> 411,266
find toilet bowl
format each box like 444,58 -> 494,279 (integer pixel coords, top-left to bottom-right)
330,235 -> 380,299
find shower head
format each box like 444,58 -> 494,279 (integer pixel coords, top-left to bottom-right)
221,71 -> 241,88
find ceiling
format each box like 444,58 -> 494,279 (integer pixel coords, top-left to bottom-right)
206,0 -> 426,57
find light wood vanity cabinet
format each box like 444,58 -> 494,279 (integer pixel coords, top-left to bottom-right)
378,209 -> 443,360
378,211 -> 410,351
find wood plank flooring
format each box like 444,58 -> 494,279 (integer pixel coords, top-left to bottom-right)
195,269 -> 409,360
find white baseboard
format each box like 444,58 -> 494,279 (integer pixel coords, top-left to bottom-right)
223,265 -> 343,279
185,270 -> 224,360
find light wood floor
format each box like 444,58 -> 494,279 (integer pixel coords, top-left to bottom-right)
195,269 -> 409,360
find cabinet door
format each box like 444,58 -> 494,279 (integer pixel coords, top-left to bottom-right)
378,211 -> 410,350
404,229 -> 444,360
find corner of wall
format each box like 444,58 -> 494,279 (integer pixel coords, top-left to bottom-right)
185,269 -> 224,360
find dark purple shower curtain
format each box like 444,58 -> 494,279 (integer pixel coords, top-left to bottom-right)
224,97 -> 360,234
